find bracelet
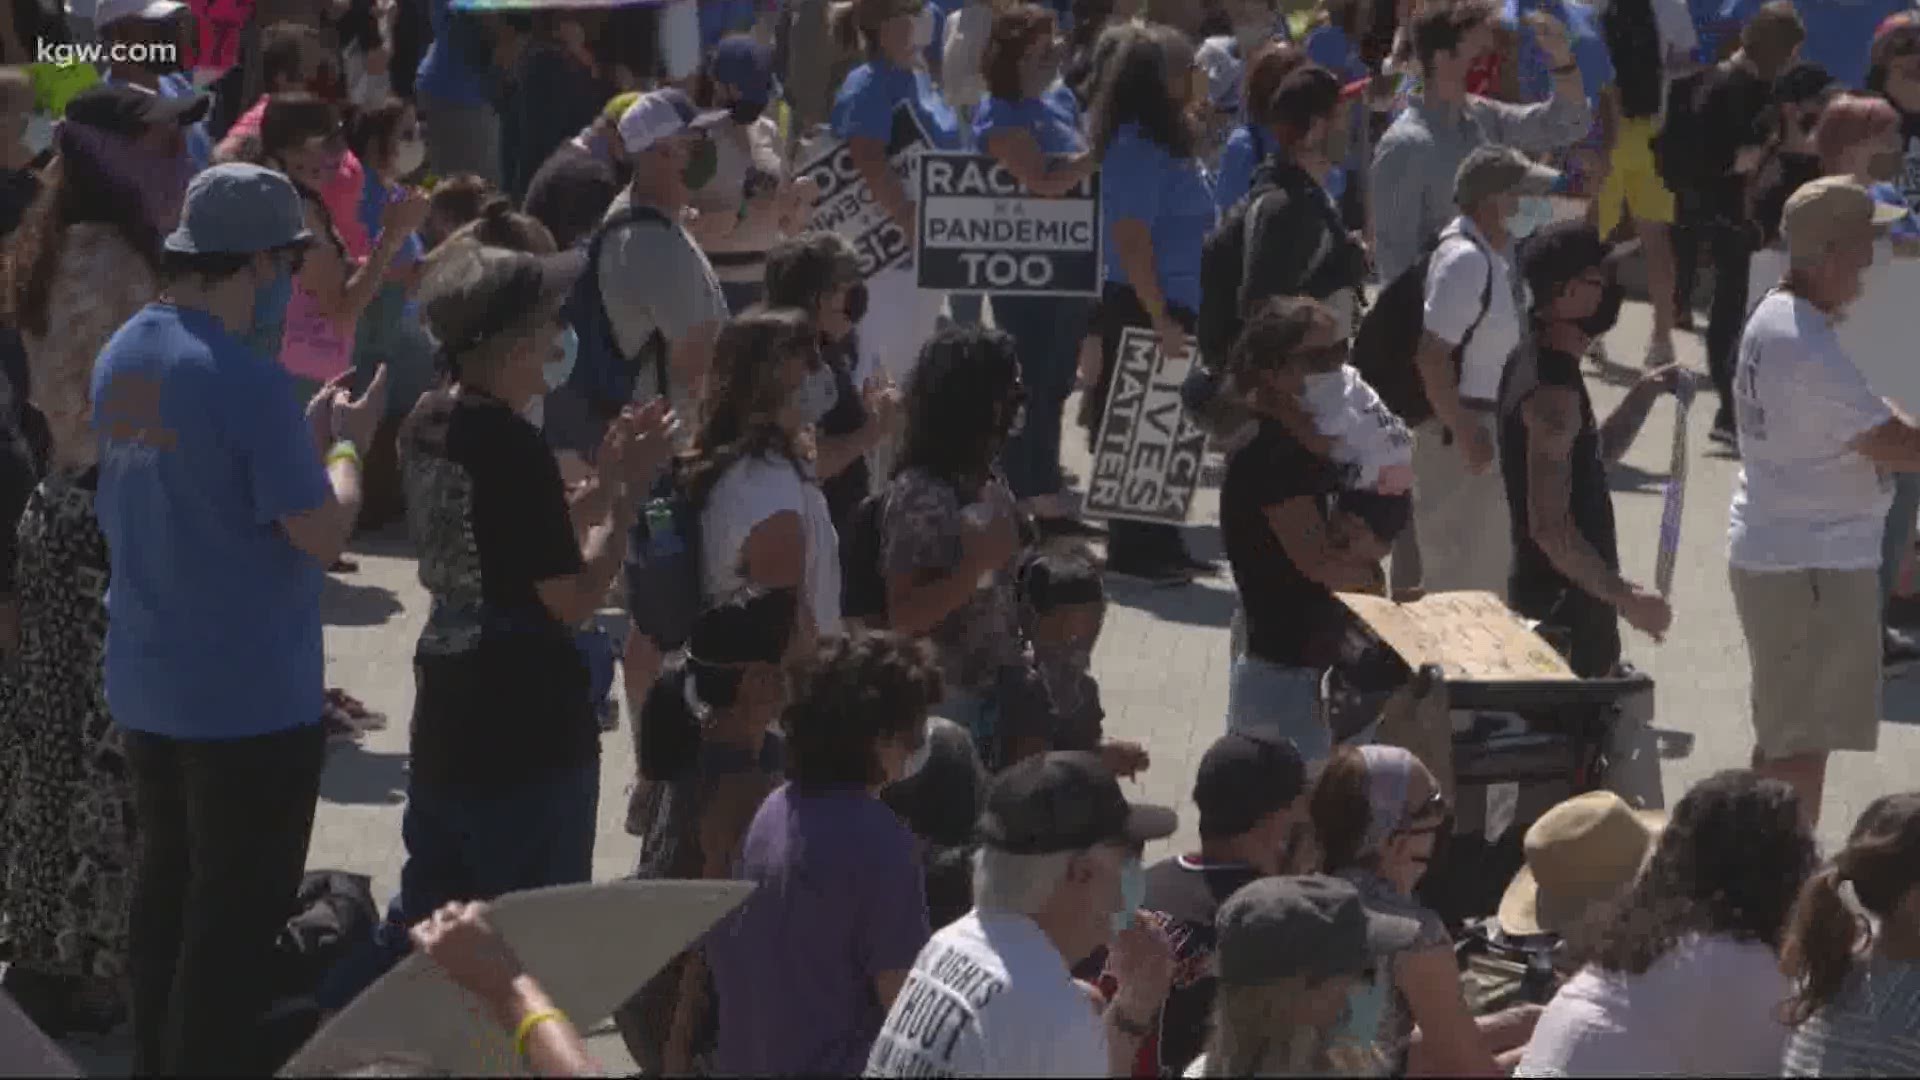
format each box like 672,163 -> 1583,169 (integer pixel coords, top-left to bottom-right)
324,440 -> 361,469
513,1009 -> 566,1060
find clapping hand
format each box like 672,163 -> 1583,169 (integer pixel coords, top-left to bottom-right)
862,375 -> 903,437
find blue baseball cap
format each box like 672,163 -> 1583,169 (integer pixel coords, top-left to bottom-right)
163,163 -> 312,255
708,35 -> 775,107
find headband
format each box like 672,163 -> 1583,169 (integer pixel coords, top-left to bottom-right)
1358,744 -> 1417,856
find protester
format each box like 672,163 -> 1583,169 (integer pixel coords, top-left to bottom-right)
1218,297 -> 1383,762
92,0 -> 210,169
1596,0 -> 1681,368
1012,543 -> 1147,768
522,91 -> 635,252
1746,62 -> 1840,257
1210,40 -> 1305,216
685,306 -> 843,637
1781,792 -> 1920,1076
1188,875 -> 1420,1077
500,11 -> 606,202
1868,12 -> 1920,210
879,716 -> 989,932
415,0 -> 501,184
1729,177 -> 1920,827
1503,221 -> 1675,676
1517,770 -> 1816,1076
1087,22 -> 1215,583
828,0 -> 963,406
1124,731 -> 1309,1076
705,630 -> 944,1075
880,324 -> 1031,768
976,3 -> 1101,532
867,750 -> 1178,1076
91,162 -> 382,1074
422,171 -> 493,251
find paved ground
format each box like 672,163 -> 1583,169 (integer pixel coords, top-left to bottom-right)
58,298 -> 1920,1073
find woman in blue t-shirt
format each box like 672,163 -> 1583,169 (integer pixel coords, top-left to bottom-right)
415,0 -> 502,185
828,0 -> 963,457
976,5 -> 1100,532
1213,40 -> 1305,215
1087,22 -> 1217,582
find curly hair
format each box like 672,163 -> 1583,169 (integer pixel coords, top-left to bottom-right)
346,96 -> 411,175
983,4 -> 1058,102
1781,793 -> 1920,1025
4,123 -> 160,339
895,322 -> 1023,493
1565,770 -> 1817,976
783,630 -> 945,788
440,196 -> 558,254
683,307 -> 818,511
1228,295 -> 1337,387
1088,22 -> 1199,159
637,587 -> 800,782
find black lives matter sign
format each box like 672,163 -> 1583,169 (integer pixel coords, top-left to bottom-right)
1085,327 -> 1206,525
914,152 -> 1101,296
796,104 -> 931,279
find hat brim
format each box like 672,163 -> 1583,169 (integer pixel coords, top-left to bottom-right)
1873,201 -> 1911,228
1496,808 -> 1666,937
532,248 -> 587,318
1512,163 -> 1563,197
1119,803 -> 1179,846
151,92 -> 212,128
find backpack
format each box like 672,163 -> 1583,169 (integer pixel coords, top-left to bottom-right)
1350,227 -> 1493,427
1455,917 -> 1562,1014
562,203 -> 674,422
623,458 -> 704,651
1650,65 -> 1713,193
1196,159 -> 1341,368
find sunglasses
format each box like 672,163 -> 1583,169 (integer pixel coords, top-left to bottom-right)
1396,790 -> 1450,837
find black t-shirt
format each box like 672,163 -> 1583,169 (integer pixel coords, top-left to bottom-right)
1220,418 -> 1344,668
1132,857 -> 1263,1077
1695,62 -> 1773,221
523,140 -> 626,251
0,169 -> 38,242
817,336 -> 871,530
1501,345 -> 1618,613
400,389 -> 594,789
1603,0 -> 1665,120
1750,150 -> 1823,247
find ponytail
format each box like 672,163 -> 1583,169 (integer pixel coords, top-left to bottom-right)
1781,865 -> 1867,1024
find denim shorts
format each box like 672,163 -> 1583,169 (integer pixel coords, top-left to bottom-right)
1226,656 -> 1331,767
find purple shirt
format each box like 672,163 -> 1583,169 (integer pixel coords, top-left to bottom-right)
706,783 -> 931,1074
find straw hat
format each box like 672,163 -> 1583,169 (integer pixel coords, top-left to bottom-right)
1497,790 -> 1666,937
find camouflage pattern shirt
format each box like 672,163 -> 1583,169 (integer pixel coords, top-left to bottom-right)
879,468 -> 1025,696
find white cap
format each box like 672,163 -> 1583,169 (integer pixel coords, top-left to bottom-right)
94,0 -> 185,29
618,91 -> 688,155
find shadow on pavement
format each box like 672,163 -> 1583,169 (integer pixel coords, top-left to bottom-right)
1606,461 -> 1666,495
321,744 -> 410,805
1880,665 -> 1920,725
1105,577 -> 1237,628
322,576 -> 404,628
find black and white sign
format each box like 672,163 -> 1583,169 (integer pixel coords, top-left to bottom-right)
914,151 -> 1101,296
1086,327 -> 1207,525
796,103 -> 931,279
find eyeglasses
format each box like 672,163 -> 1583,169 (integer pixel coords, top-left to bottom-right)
1396,790 -> 1450,837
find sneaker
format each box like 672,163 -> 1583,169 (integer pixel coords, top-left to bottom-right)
1708,419 -> 1737,448
1644,339 -> 1676,370
324,688 -> 388,732
1888,626 -> 1920,668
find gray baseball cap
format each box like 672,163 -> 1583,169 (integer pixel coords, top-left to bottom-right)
162,163 -> 313,256
1215,875 -> 1421,987
1454,144 -> 1562,209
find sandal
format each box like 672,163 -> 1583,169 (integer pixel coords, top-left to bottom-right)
324,688 -> 388,732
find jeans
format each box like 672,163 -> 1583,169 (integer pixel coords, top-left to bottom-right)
126,722 -> 327,1076
1883,472 -> 1920,608
1226,656 -> 1330,767
319,761 -> 600,1008
994,294 -> 1090,501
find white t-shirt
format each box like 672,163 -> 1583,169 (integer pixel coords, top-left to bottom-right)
1423,218 -> 1523,403
1304,364 -> 1415,493
1515,934 -> 1790,1078
866,910 -> 1108,1078
700,454 -> 843,634
658,0 -> 702,80
1728,289 -> 1895,572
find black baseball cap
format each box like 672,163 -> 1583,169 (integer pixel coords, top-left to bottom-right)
1194,732 -> 1307,839
1216,875 -> 1422,987
977,751 -> 1178,854
65,83 -> 210,137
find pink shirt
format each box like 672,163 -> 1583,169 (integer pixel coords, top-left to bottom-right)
219,95 -> 372,257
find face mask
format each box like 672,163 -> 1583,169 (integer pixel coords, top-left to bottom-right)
1301,368 -> 1347,416
845,281 -> 870,323
545,325 -> 578,391
730,98 -> 768,125
1507,194 -> 1554,241
24,113 -> 50,156
1110,856 -> 1146,934
683,137 -> 718,189
1330,971 -> 1388,1053
394,137 -> 426,177
251,266 -> 294,336
912,6 -> 936,48
1870,150 -> 1904,182
793,365 -> 840,424
1576,275 -> 1625,338
1033,639 -> 1094,675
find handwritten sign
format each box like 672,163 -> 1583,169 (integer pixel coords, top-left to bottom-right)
187,0 -> 256,82
1084,326 -> 1207,524
795,103 -> 929,278
1336,590 -> 1577,682
914,151 -> 1101,296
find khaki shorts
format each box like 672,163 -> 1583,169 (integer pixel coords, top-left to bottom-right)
1729,566 -> 1882,758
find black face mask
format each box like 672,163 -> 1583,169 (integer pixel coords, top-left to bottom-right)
844,281 -> 870,324
1577,276 -> 1625,339
730,98 -> 768,125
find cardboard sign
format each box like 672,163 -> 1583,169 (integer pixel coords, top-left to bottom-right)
1336,591 -> 1577,682
282,880 -> 752,1076
1085,327 -> 1207,524
796,103 -> 930,279
187,0 -> 256,82
914,152 -> 1101,296
1655,380 -> 1693,598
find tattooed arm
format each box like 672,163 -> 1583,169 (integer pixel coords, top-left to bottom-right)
1265,497 -> 1384,592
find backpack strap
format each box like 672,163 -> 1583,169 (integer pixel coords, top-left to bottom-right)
583,202 -> 677,396
1442,224 -> 1497,354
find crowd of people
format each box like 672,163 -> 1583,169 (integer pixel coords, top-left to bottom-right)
0,0 -> 1912,1075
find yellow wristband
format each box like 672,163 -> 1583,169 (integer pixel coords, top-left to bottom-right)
513,1008 -> 565,1060
324,440 -> 361,469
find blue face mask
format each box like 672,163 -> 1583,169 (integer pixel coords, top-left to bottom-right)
251,267 -> 294,335
1110,856 -> 1146,934
1507,194 -> 1555,241
546,325 -> 579,392
1329,970 -> 1388,1055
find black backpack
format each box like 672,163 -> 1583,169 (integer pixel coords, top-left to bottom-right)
1196,159 -> 1342,368
1350,228 -> 1493,427
1650,65 -> 1713,193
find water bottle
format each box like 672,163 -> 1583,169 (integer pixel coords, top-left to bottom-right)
645,499 -> 682,559
960,502 -> 997,591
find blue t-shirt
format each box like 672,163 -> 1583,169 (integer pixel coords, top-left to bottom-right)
1304,25 -> 1370,81
1505,0 -> 1616,105
1214,123 -> 1271,215
106,72 -> 211,170
93,304 -> 331,740
415,0 -> 492,106
831,59 -> 964,151
973,93 -> 1084,154
1716,0 -> 1904,89
1101,123 -> 1216,312
700,0 -> 761,48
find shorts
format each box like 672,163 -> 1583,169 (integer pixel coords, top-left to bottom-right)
1729,566 -> 1882,758
1599,116 -> 1676,235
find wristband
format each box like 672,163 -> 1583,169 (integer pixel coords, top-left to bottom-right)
324,440 -> 361,470
513,1009 -> 566,1060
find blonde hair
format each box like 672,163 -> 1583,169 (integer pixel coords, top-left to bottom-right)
1203,980 -> 1386,1077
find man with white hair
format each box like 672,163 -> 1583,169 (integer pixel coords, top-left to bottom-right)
867,751 -> 1179,1077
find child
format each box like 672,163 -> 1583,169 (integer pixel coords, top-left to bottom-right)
1299,353 -> 1414,561
1009,543 -> 1150,775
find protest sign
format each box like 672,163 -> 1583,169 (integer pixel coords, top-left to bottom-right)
914,152 -> 1100,295
1337,591 -> 1578,682
1085,327 -> 1206,524
188,0 -> 256,82
795,104 -> 930,278
1655,378 -> 1693,598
